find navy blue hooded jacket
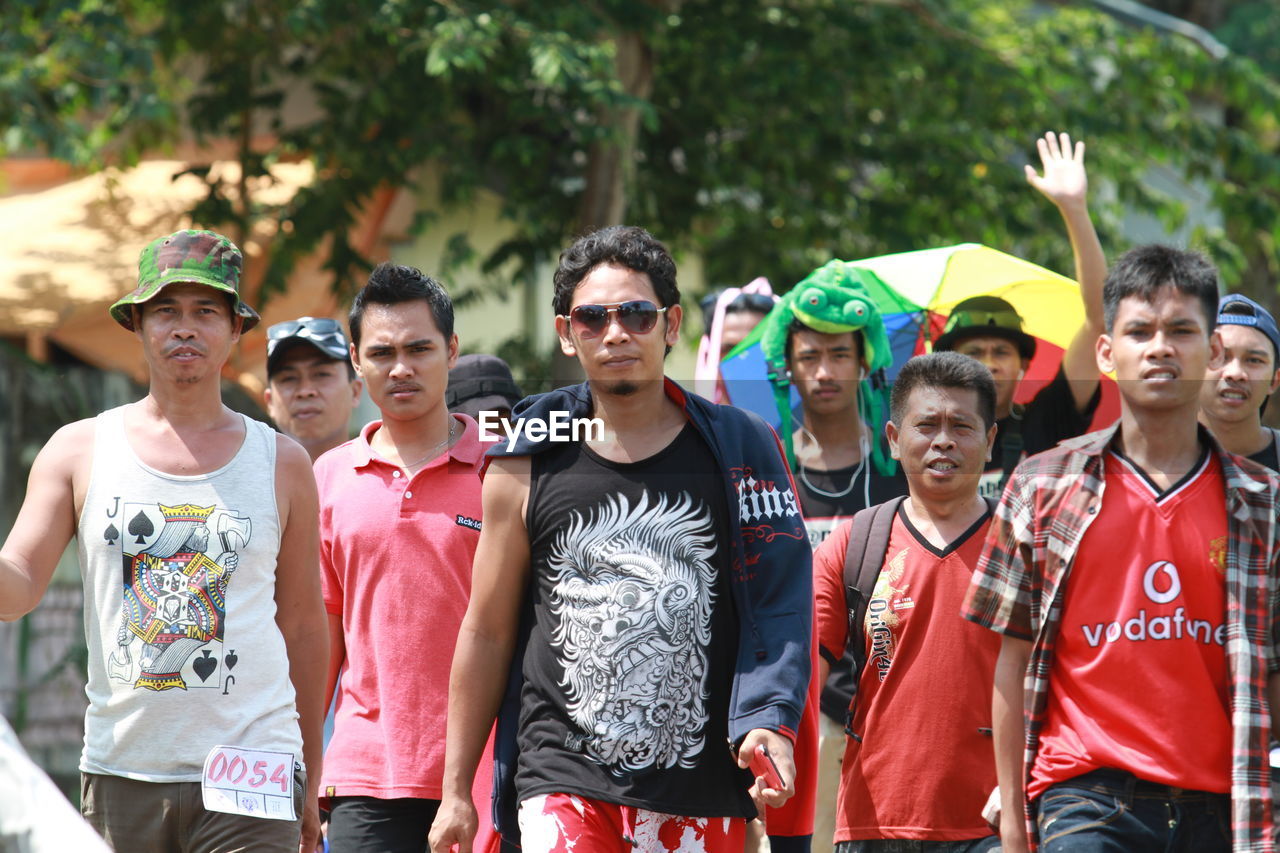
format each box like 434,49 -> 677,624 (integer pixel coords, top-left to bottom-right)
483,378 -> 812,839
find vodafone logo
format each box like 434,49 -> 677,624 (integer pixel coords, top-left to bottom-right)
1142,561 -> 1181,604
1078,558 -> 1225,649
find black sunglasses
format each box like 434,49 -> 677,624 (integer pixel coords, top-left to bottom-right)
561,300 -> 668,338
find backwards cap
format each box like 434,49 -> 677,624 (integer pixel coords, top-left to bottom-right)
1217,293 -> 1280,364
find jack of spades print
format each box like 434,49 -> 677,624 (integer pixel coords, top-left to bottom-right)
107,501 -> 252,691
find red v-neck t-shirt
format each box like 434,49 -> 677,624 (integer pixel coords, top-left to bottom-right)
1030,449 -> 1231,799
815,504 -> 999,841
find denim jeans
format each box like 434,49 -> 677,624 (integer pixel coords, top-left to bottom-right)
835,838 -> 999,853
1035,768 -> 1231,852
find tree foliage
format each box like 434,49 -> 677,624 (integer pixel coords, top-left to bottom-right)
6,0 -> 1280,367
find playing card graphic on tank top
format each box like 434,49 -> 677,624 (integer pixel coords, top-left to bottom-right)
77,406 -> 301,781
108,501 -> 253,692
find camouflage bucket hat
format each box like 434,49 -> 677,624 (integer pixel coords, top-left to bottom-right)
110,229 -> 260,332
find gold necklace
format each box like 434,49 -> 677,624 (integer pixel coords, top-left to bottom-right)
399,419 -> 458,470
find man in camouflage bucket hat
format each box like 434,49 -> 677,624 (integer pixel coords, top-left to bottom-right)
0,228 -> 327,851
110,229 -> 261,332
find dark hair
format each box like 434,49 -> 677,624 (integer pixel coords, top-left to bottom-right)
890,351 -> 997,430
699,289 -> 773,332
1102,245 -> 1219,333
552,226 -> 679,316
349,263 -> 454,350
785,318 -> 865,364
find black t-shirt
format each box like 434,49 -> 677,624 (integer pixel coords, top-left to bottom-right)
1247,428 -> 1280,472
979,367 -> 1102,499
520,423 -> 754,818
796,462 -> 908,551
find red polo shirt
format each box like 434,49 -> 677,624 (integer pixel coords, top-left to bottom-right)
317,414 -> 485,800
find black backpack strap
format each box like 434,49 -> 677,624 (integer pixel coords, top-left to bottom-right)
841,495 -> 906,739
997,403 -> 1025,494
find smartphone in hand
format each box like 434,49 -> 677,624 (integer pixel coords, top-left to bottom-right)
748,743 -> 784,791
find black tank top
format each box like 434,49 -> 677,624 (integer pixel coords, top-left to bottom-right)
518,422 -> 754,817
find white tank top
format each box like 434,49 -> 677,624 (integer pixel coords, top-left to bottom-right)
77,405 -> 302,781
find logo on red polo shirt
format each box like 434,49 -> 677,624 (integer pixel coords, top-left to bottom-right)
455,515 -> 481,531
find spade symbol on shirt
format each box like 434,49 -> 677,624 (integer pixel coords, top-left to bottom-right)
127,511 -> 154,545
103,523 -> 119,546
193,649 -> 217,683
224,650 -> 238,670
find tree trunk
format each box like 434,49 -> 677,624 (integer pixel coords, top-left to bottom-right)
550,29 -> 656,387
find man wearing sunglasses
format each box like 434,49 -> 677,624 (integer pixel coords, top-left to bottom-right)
934,132 -> 1107,499
264,317 -> 363,462
431,226 -> 811,853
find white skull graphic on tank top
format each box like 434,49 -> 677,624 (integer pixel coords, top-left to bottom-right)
545,491 -> 716,774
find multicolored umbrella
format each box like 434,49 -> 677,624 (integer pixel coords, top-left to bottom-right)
849,242 -> 1089,401
719,242 -> 1118,435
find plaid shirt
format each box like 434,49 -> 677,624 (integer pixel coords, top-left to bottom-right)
963,423 -> 1280,853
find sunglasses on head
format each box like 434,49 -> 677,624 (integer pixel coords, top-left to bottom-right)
561,300 -> 668,338
267,317 -> 344,342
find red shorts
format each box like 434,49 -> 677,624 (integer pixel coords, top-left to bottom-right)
518,793 -> 747,853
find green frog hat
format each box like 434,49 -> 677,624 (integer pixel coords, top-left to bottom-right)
758,260 -> 895,474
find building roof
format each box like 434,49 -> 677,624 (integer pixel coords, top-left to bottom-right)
0,158 -> 368,395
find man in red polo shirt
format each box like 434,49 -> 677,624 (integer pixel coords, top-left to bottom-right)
814,351 -> 1001,852
316,263 -> 492,852
965,245 -> 1280,853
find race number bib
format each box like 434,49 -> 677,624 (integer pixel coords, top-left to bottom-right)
201,745 -> 297,821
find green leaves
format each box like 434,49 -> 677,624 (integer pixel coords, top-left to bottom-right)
9,0 -> 1280,373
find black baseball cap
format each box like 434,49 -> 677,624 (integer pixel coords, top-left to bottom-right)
266,317 -> 351,377
934,295 -> 1037,361
447,354 -> 523,420
1216,294 -> 1280,364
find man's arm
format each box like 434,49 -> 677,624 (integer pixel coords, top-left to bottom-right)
1026,131 -> 1106,412
430,456 -> 532,853
992,635 -> 1032,853
323,612 -> 344,724
1270,673 -> 1280,741
273,436 -> 328,853
0,423 -> 89,621
812,521 -> 851,700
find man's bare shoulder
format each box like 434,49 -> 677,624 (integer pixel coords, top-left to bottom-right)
482,455 -> 531,517
486,455 -> 531,479
41,418 -> 98,471
273,431 -> 313,473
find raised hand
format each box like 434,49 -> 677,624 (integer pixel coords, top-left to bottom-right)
1024,131 -> 1087,210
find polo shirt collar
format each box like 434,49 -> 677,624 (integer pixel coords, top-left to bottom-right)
351,413 -> 483,470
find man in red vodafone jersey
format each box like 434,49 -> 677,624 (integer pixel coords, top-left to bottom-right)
814,351 -> 1001,852
964,245 -> 1280,853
